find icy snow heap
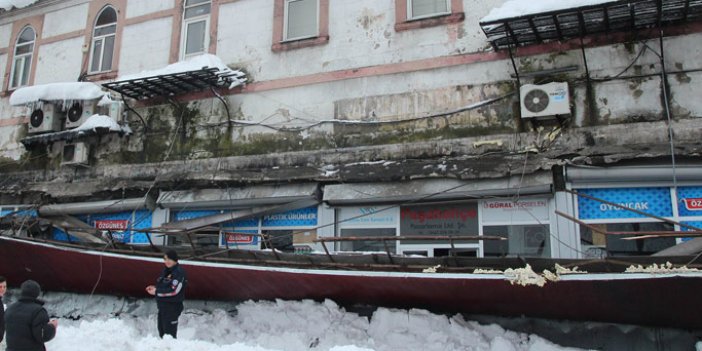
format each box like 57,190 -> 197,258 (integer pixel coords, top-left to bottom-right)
115,54 -> 247,90
625,261 -> 700,274
9,82 -> 106,106
0,0 -> 37,11
481,0 -> 619,22
74,114 -> 130,134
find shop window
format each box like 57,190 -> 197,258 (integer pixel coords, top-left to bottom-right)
89,6 -> 117,74
394,0 -> 463,32
580,222 -> 675,257
181,0 -> 211,59
10,26 -> 35,89
272,0 -> 329,52
262,230 -> 294,252
339,228 -> 396,253
483,225 -> 551,258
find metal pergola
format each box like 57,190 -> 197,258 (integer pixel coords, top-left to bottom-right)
102,67 -> 242,100
480,0 -> 702,50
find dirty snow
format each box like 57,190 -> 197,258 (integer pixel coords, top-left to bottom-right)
0,0 -> 37,11
9,82 -> 106,106
73,114 -> 130,134
625,261 -> 700,273
2,292 -> 587,351
115,54 -> 247,89
481,0 -> 619,22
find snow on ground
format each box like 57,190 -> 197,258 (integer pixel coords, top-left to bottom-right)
5,291 -> 586,351
481,0 -> 618,22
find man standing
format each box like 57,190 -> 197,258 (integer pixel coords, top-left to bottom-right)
0,276 -> 6,344
146,249 -> 187,338
4,280 -> 57,351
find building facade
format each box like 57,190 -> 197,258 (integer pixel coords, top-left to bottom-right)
0,0 -> 701,259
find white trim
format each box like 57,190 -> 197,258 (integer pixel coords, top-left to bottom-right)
180,0 -> 211,60
88,7 -> 117,74
10,26 -> 35,89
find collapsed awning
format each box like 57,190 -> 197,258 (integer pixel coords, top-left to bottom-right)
153,197 -> 320,233
38,197 -> 152,216
323,174 -> 552,205
157,183 -> 320,209
480,0 -> 702,50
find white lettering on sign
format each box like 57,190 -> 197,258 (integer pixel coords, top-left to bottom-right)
95,220 -> 129,230
683,198 -> 702,211
263,213 -> 317,221
599,202 -> 649,211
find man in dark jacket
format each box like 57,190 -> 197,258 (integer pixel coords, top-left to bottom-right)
4,280 -> 57,351
0,275 -> 6,343
146,249 -> 187,338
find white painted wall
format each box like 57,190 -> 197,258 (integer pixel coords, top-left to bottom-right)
34,37 -> 84,84
0,23 -> 12,48
126,0 -> 174,19
42,3 -> 88,38
118,17 -> 172,76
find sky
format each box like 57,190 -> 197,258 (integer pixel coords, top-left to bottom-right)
3,291 -> 590,351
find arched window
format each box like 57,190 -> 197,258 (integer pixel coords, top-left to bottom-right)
89,6 -> 117,73
181,0 -> 211,59
10,26 -> 35,89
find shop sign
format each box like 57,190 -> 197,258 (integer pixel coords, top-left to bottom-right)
482,199 -> 549,222
338,206 -> 396,227
400,204 -> 478,236
223,231 -> 257,244
677,187 -> 702,217
262,206 -> 317,227
578,187 -> 672,220
95,219 -> 130,241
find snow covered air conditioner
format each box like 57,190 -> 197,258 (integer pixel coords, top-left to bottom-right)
28,103 -> 63,134
519,82 -> 570,118
61,142 -> 89,166
65,99 -> 99,129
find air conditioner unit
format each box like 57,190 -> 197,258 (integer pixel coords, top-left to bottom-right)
108,101 -> 125,123
65,100 -> 99,129
61,142 -> 89,166
519,82 -> 570,118
28,103 -> 63,134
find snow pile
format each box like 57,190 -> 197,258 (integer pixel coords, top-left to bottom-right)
9,82 -> 106,106
24,295 -> 584,351
0,0 -> 38,11
504,264 -> 547,287
116,54 -> 247,89
481,0 -> 618,22
625,262 -> 700,274
422,264 -> 441,273
73,114 -> 130,134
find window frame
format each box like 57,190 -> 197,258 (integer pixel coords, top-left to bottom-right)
406,0 -> 451,21
271,0 -> 329,52
9,26 -> 35,89
180,0 -> 211,60
282,0 -> 319,42
394,0 -> 464,32
88,6 -> 117,74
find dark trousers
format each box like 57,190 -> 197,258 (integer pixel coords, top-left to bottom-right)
157,302 -> 184,338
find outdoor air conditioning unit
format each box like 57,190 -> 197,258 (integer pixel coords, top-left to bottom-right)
108,101 -> 125,123
28,103 -> 63,134
61,142 -> 89,166
65,99 -> 99,129
519,82 -> 570,118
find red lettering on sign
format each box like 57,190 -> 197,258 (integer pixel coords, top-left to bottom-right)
683,198 -> 702,211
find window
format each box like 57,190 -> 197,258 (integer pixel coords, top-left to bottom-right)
284,0 -> 318,41
89,6 -> 117,74
483,225 -> 551,258
339,228 -> 397,253
580,222 -> 676,257
181,0 -> 211,59
10,26 -> 35,89
407,0 -> 450,20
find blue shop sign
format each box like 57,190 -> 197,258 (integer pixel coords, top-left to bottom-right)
578,187 -> 672,220
262,206 -> 318,227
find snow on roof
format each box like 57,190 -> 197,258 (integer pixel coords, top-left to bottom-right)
0,0 -> 38,11
481,0 -> 618,22
9,82 -> 106,106
116,53 -> 247,89
74,114 -> 131,134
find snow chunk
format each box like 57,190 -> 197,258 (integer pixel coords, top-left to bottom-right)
0,0 -> 38,11
504,264 -> 547,287
116,53 -> 247,89
625,261 -> 700,274
481,0 -> 618,22
74,114 -> 129,134
10,82 -> 106,106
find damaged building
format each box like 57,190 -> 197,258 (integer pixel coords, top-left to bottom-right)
0,0 -> 701,260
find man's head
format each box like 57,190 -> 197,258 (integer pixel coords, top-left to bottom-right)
0,276 -> 6,297
20,279 -> 41,299
163,249 -> 179,268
